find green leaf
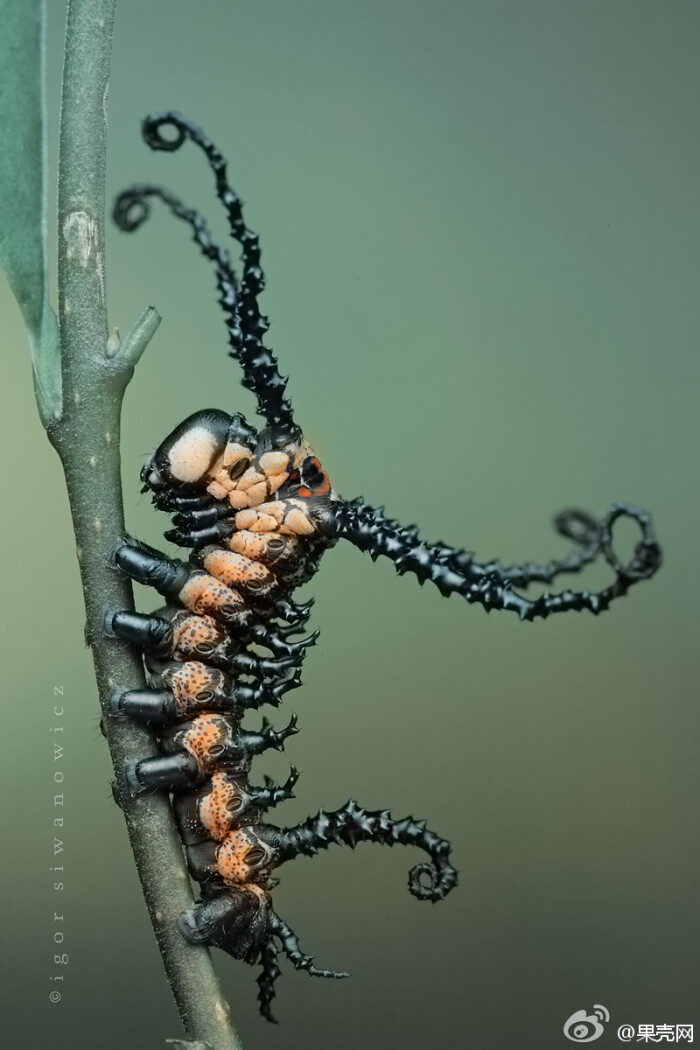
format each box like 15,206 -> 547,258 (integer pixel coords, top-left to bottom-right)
0,0 -> 60,425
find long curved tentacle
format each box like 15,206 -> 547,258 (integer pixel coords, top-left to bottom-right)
113,111 -> 295,433
141,113 -> 268,355
325,503 -> 604,591
259,800 -> 458,902
113,182 -> 235,285
319,500 -> 661,620
450,508 -> 603,587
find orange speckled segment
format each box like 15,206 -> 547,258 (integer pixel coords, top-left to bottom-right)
178,571 -> 246,622
161,662 -> 229,716
199,771 -> 239,841
226,529 -> 300,568
171,613 -> 226,661
217,826 -> 272,886
201,547 -> 276,596
178,713 -> 229,773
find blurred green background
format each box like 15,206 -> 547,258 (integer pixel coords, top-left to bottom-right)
1,2 -> 698,1047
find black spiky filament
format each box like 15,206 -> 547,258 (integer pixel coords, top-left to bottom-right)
258,801 -> 458,903
112,112 -> 297,435
321,499 -> 661,620
256,938 -> 282,1023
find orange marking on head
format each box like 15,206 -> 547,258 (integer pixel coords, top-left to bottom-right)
295,457 -> 331,498
312,473 -> 330,495
307,458 -> 331,495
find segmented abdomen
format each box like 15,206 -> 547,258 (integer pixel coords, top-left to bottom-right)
110,428 -> 457,1021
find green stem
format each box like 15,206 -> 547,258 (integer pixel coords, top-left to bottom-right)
48,1 -> 243,1047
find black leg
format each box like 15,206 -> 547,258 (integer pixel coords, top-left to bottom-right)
111,687 -> 177,724
150,489 -> 216,513
125,752 -> 200,795
240,715 -> 299,756
108,610 -> 174,659
113,537 -> 189,597
249,767 -> 300,812
165,520 -> 235,548
232,668 -> 303,710
248,622 -> 319,657
225,651 -> 301,678
271,596 -> 315,628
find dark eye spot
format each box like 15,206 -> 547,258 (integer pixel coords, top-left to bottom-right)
228,459 -> 248,480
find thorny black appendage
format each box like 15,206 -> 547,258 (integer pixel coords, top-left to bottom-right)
258,911 -> 349,1023
269,913 -> 349,980
113,111 -> 297,434
323,499 -> 661,620
256,937 -> 281,1023
259,800 -> 458,902
450,507 -> 604,587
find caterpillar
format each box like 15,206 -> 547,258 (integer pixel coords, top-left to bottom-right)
109,111 -> 662,1022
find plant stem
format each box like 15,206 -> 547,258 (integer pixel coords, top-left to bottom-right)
49,1 -> 243,1046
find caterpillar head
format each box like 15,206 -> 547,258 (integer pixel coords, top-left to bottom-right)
142,409 -> 333,512
141,409 -> 257,493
